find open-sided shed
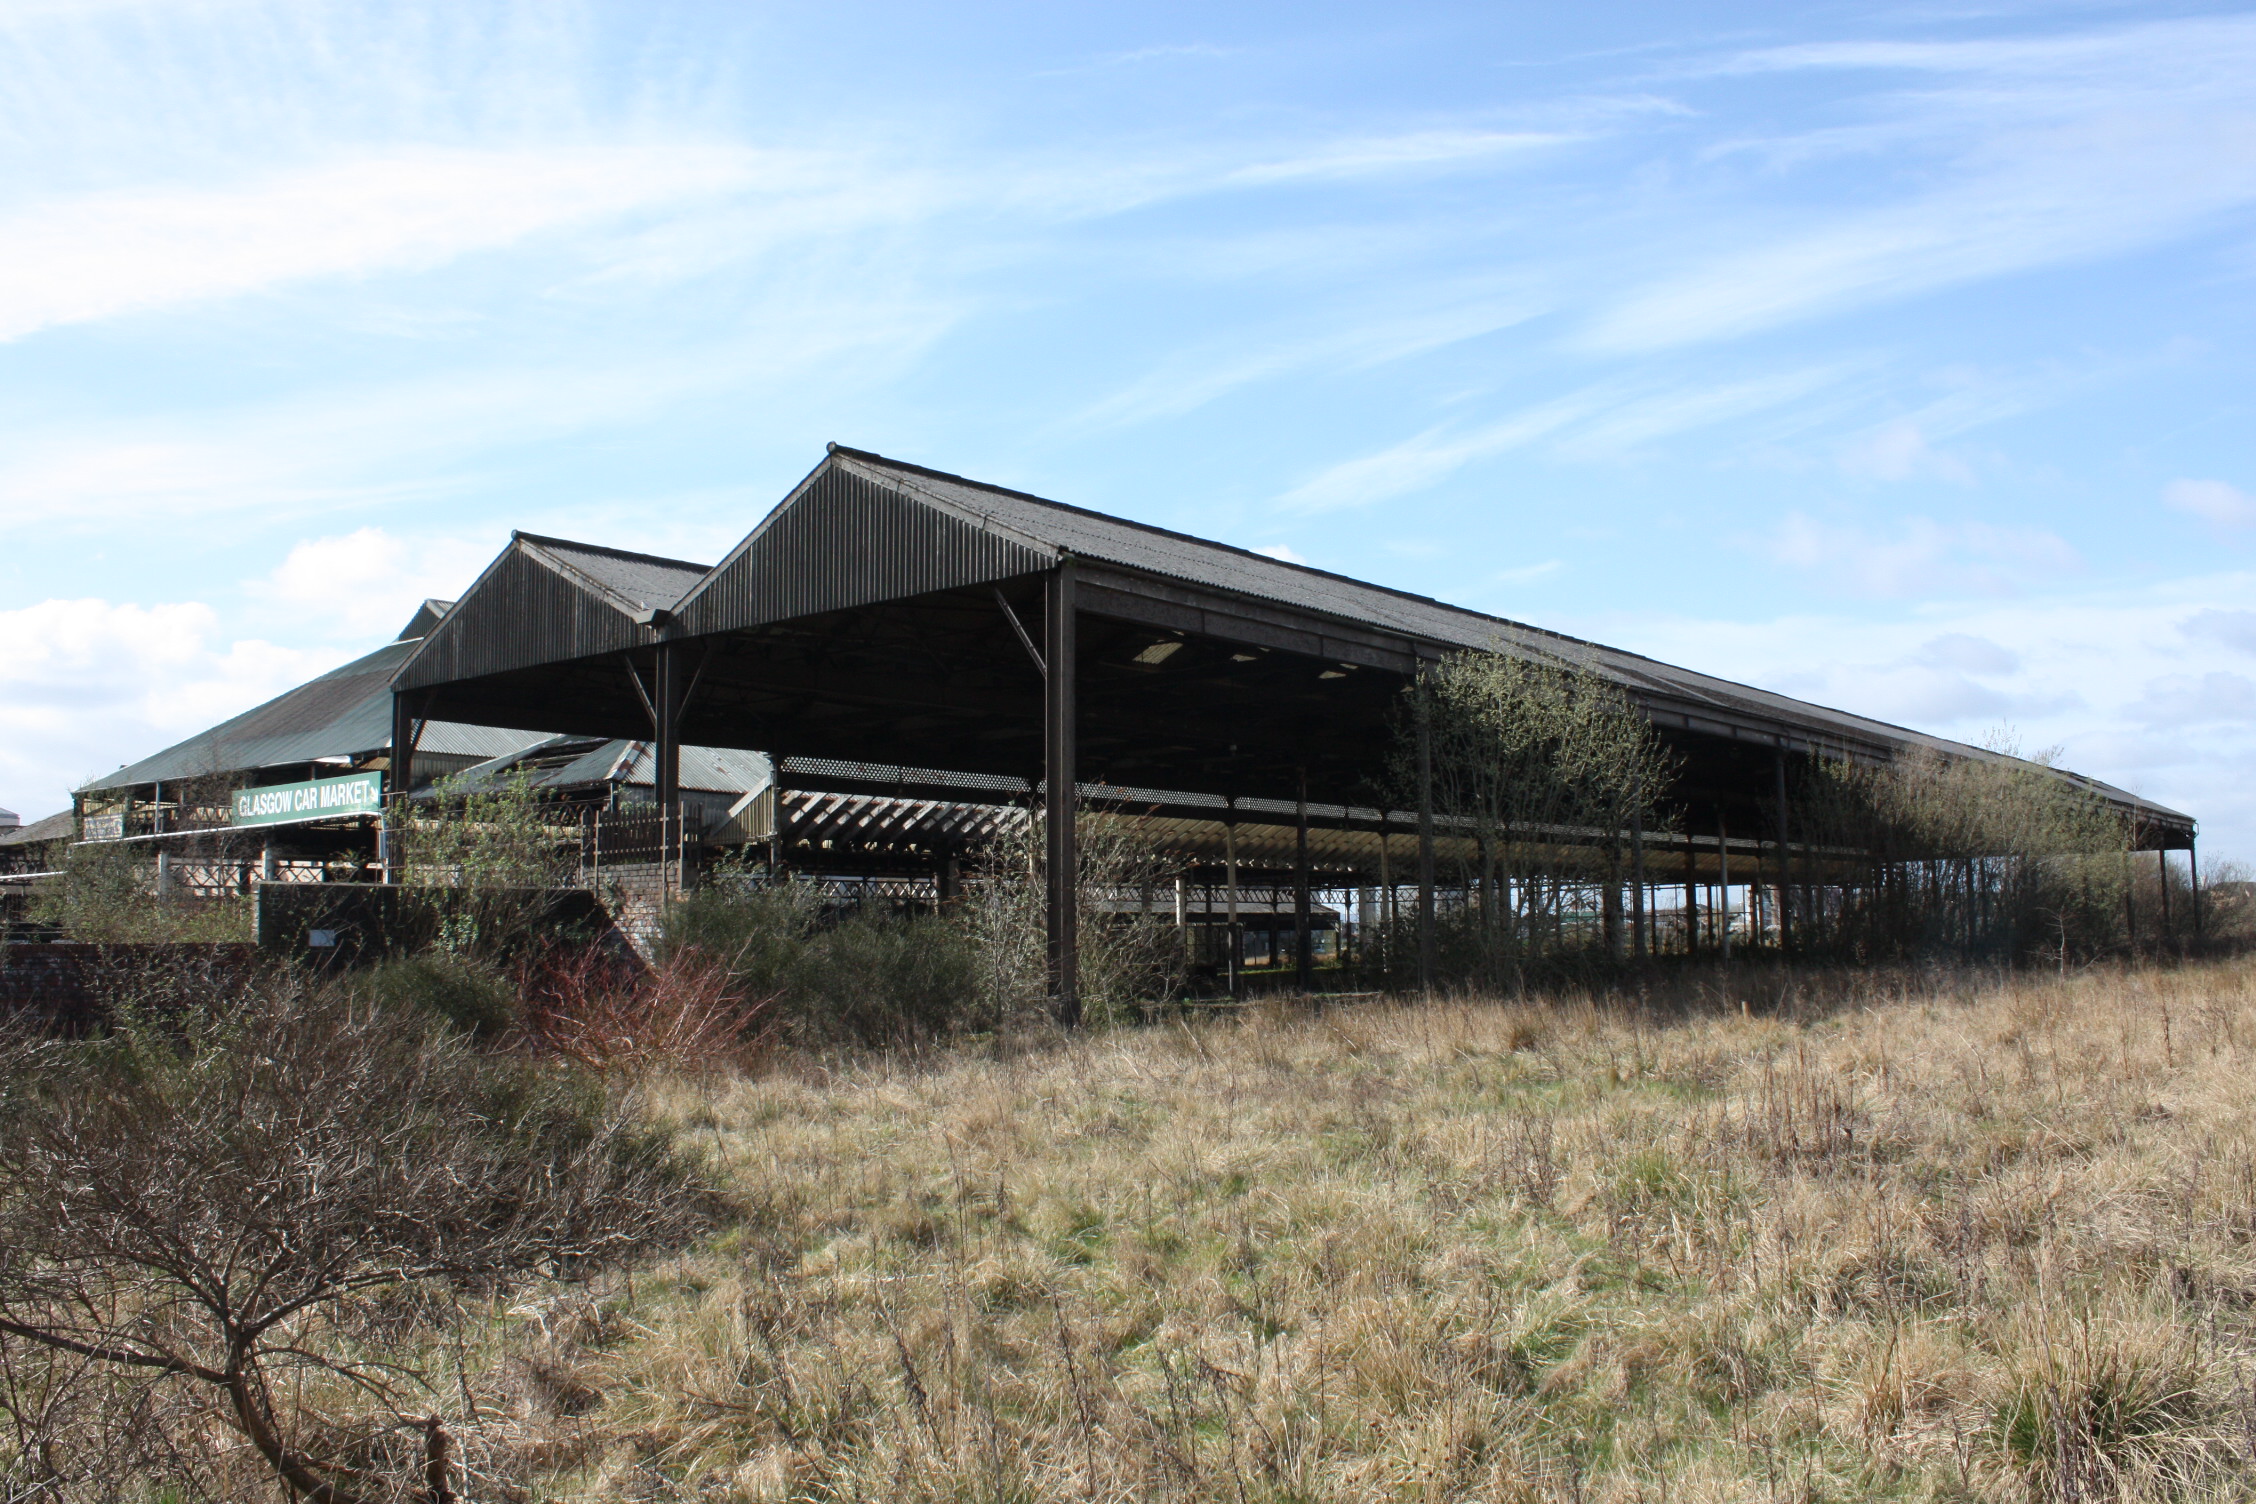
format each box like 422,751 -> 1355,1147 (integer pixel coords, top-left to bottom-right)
393,445 -> 2196,1015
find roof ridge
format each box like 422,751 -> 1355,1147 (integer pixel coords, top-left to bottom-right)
509,529 -> 714,576
827,444 -> 1665,669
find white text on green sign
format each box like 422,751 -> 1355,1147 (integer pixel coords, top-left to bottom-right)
232,771 -> 385,827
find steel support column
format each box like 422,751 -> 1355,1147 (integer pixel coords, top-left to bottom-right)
387,691 -> 419,884
1683,831 -> 1699,957
1224,805 -> 1241,999
1295,771 -> 1313,991
1718,813 -> 1732,963
1630,809 -> 1647,959
2158,848 -> 2172,943
1045,562 -> 1080,1024
1773,750 -> 1793,952
654,641 -> 684,892
1415,686 -> 1436,996
2191,838 -> 2203,944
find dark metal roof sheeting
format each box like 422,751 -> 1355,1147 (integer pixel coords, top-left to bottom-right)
389,444 -> 2192,832
814,449 -> 2190,829
447,735 -> 771,797
673,462 -> 1052,635
79,639 -> 541,793
395,535 -> 710,691
0,811 -> 74,847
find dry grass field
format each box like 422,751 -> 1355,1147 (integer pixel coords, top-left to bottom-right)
495,959 -> 2256,1502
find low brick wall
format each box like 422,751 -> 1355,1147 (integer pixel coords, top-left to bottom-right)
0,943 -> 263,1032
253,882 -> 627,965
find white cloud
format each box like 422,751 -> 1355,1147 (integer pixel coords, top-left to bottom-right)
2127,671 -> 2256,726
1839,420 -> 1974,484
1496,560 -> 1563,585
0,298 -> 951,528
2165,478 -> 2256,528
1575,570 -> 2256,858
1769,511 -> 2079,597
1276,368 -> 1848,512
1224,130 -> 1571,186
0,596 -> 325,818
1585,17 -> 2256,351
1068,292 -> 1541,432
0,144 -> 763,342
2184,609 -> 2256,654
255,527 -> 498,639
1251,542 -> 1308,564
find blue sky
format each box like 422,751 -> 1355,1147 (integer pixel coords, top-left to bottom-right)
2,0 -> 2252,858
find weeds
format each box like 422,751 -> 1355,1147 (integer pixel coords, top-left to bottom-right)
530,959 -> 2256,1501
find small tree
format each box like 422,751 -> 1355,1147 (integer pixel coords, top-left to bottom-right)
1803,736 -> 2135,964
0,981 -> 706,1502
1399,646 -> 1676,984
392,770 -> 585,957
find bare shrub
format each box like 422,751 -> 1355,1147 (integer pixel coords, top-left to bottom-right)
0,977 -> 709,1503
519,944 -> 770,1076
957,807 -> 1188,1023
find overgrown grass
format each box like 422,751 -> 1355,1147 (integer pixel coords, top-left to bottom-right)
416,956 -> 2256,1502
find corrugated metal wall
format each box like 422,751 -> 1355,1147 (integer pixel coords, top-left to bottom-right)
396,546 -> 661,690
675,464 -> 1053,636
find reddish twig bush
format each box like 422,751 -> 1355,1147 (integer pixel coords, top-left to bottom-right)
516,944 -> 771,1076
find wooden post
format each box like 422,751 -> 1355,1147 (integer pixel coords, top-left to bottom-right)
1045,562 -> 1080,1024
1684,830 -> 1699,956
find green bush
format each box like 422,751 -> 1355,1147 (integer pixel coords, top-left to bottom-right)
658,882 -> 987,1047
351,951 -> 518,1039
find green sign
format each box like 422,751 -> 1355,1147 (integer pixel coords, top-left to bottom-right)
232,771 -> 385,827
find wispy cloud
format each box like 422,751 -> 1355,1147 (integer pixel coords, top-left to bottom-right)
1585,16 -> 2256,351
1768,511 -> 2079,597
2165,478 -> 2256,529
0,145 -> 773,342
1277,365 -> 1849,511
1496,559 -> 1563,585
1068,292 -> 1541,431
1275,390 -> 1603,513
1838,420 -> 1975,484
1224,130 -> 1573,186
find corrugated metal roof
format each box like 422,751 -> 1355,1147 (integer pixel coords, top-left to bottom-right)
516,533 -> 710,612
390,443 -> 2191,833
392,535 -> 712,692
78,639 -> 544,793
0,811 -> 71,847
448,735 -> 771,797
817,448 -> 2187,826
395,598 -> 456,641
